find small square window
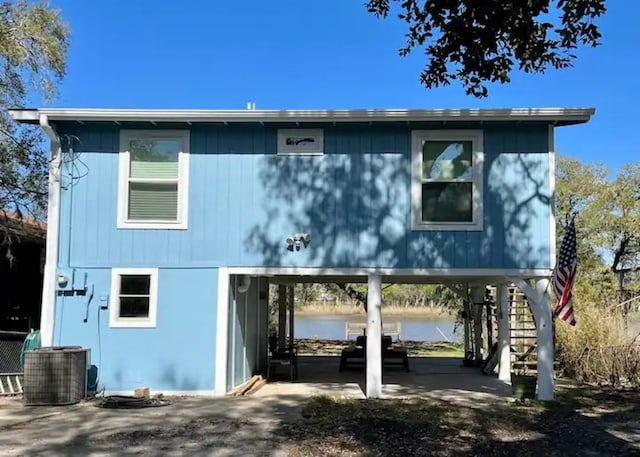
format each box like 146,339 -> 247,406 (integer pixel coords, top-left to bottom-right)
277,129 -> 323,155
110,268 -> 158,327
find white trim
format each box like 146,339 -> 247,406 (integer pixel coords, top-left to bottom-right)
227,267 -> 551,277
277,129 -> 324,155
9,107 -> 596,125
38,114 -> 61,347
366,274 -> 382,398
214,268 -> 230,396
117,130 -> 190,230
548,124 -> 556,270
109,268 -> 159,328
410,130 -> 483,231
497,284 -> 511,382
104,390 -> 217,396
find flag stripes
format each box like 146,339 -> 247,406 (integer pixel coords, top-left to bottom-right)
552,221 -> 577,326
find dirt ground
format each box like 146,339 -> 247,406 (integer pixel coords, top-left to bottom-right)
280,388 -> 640,456
1,385 -> 639,456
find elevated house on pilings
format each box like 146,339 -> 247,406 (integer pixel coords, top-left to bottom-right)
9,106 -> 594,400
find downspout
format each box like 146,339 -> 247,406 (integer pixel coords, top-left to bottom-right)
39,113 -> 62,347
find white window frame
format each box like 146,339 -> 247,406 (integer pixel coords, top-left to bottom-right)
277,129 -> 324,155
118,130 -> 190,229
411,130 -> 484,231
109,268 -> 158,328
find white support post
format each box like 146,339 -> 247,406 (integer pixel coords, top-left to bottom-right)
507,276 -> 555,401
535,278 -> 554,401
366,274 -> 382,399
470,287 -> 485,364
214,268 -> 230,396
497,284 -> 511,382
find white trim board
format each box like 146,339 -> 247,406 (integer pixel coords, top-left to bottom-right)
214,268 -> 230,396
226,267 -> 552,277
39,115 -> 62,346
548,124 -> 557,270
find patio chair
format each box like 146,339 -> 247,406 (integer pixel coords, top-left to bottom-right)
267,339 -> 298,381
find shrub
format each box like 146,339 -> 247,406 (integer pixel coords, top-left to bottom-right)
556,293 -> 640,387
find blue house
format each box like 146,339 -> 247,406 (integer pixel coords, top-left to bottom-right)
10,107 -> 593,400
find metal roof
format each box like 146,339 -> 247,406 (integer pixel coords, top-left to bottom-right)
9,107 -> 595,126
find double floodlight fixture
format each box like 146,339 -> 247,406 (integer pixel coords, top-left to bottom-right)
286,233 -> 311,252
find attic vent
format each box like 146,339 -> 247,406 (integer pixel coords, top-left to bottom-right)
277,129 -> 324,155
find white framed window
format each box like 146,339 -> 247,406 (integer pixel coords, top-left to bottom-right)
109,268 -> 158,328
277,129 -> 323,155
411,130 -> 484,231
118,130 -> 190,229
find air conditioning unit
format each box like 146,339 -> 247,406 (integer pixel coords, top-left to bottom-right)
23,346 -> 89,406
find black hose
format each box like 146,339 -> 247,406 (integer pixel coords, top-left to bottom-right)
94,395 -> 172,409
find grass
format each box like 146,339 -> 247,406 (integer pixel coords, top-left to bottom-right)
295,338 -> 464,358
279,387 -> 640,456
295,302 -> 452,319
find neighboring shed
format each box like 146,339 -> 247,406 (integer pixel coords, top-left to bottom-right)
0,213 -> 45,332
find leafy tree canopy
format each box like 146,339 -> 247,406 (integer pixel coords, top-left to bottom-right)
366,0 -> 606,97
557,157 -> 640,277
0,0 -> 68,222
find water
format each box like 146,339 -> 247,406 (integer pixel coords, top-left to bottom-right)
295,314 -> 458,342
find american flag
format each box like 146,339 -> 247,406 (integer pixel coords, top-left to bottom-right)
553,221 -> 577,325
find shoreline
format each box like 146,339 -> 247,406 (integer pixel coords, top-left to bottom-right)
295,338 -> 464,357
295,304 -> 453,319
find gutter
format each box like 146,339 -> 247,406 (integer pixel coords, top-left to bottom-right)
38,114 -> 62,347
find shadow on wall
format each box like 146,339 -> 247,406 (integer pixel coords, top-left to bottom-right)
244,149 -> 550,270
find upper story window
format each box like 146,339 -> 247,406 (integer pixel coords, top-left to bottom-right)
109,268 -> 158,328
411,130 -> 484,231
277,129 -> 323,155
118,130 -> 190,229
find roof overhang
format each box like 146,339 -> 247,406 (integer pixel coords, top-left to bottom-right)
8,107 -> 595,126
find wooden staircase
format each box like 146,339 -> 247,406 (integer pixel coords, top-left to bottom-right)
509,287 -> 539,372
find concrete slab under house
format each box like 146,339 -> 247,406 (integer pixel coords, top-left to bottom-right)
9,106 -> 595,401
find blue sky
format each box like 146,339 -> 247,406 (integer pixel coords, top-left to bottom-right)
48,0 -> 639,171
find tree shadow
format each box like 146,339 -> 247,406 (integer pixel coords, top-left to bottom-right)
275,388 -> 640,456
244,129 -> 551,271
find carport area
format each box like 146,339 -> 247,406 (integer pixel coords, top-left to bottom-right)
254,356 -> 511,403
221,268 -> 555,401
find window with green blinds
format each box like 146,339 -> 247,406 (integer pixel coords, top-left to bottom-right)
127,138 -> 180,221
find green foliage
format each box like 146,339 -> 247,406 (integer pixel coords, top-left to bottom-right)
556,156 -> 640,276
0,0 -> 69,220
366,0 -> 606,97
591,163 -> 640,272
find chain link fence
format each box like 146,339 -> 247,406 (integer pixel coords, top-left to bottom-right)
0,331 -> 28,374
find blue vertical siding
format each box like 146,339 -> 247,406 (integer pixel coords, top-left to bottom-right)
56,123 -> 551,270
54,268 -> 218,392
51,121 -> 552,394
